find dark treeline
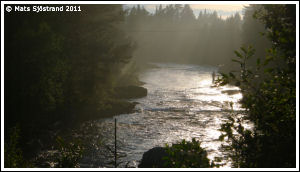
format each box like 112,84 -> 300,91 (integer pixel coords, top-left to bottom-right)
4,4 -> 142,164
124,4 -> 270,72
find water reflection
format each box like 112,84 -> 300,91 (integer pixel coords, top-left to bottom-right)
80,63 -> 246,168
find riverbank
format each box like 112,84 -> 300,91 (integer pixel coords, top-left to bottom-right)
18,84 -> 148,166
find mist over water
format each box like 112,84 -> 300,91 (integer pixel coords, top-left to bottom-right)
79,63 -> 244,168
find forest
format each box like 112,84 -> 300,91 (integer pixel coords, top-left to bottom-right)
3,3 -> 297,169
124,4 -> 271,73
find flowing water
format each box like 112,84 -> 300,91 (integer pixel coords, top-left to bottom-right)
77,63 -> 247,168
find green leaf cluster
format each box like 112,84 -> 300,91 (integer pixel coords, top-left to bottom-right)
55,136 -> 84,168
4,125 -> 32,168
162,138 -> 214,168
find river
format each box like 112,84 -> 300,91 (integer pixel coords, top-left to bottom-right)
76,63 -> 246,168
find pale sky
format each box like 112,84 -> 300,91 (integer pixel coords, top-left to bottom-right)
124,4 -> 249,19
143,4 -> 246,11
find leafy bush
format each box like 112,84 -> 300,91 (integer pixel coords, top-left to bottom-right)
4,125 -> 32,168
55,136 -> 84,168
162,138 -> 215,168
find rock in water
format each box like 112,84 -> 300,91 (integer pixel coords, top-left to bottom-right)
221,89 -> 240,95
115,85 -> 147,99
138,147 -> 168,168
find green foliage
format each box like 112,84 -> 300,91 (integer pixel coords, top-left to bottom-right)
216,4 -> 295,167
162,138 -> 215,168
55,136 -> 84,168
218,113 -> 257,168
4,125 -> 32,168
241,5 -> 271,72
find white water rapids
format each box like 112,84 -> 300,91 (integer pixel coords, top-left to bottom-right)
77,63 -> 248,168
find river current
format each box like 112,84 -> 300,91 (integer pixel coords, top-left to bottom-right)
76,63 -> 245,168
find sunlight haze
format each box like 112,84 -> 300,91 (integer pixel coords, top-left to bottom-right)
124,4 -> 249,19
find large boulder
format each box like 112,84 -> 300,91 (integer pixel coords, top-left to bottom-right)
138,147 -> 169,168
114,85 -> 147,99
